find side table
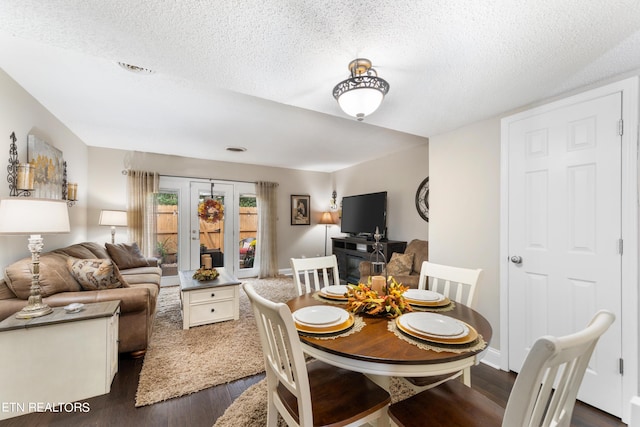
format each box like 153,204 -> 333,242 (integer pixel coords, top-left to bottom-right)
180,268 -> 241,329
0,300 -> 120,420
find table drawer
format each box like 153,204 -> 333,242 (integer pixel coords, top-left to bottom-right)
189,300 -> 235,324
189,286 -> 236,303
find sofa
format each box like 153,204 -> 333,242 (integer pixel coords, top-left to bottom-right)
359,239 -> 428,288
0,242 -> 161,356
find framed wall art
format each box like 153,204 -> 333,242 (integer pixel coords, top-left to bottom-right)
291,195 -> 310,225
27,134 -> 64,199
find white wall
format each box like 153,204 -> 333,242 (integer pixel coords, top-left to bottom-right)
87,147 -> 333,270
332,143 -> 429,243
0,68 -> 88,269
429,118 -> 501,348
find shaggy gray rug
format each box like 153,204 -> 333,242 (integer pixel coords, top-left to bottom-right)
135,276 -> 298,407
212,376 -> 417,427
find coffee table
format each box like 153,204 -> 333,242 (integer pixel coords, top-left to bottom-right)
179,268 -> 241,330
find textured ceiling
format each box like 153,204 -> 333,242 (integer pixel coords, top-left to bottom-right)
1,1 -> 640,172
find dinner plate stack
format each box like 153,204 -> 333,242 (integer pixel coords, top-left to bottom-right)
318,285 -> 350,301
403,289 -> 451,308
293,305 -> 354,335
396,312 -> 477,345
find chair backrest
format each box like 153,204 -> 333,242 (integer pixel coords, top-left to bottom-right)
417,261 -> 482,307
290,255 -> 340,296
503,310 -> 615,427
243,283 -> 313,426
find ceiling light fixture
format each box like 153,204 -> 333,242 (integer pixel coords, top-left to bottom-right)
333,58 -> 389,121
117,62 -> 154,75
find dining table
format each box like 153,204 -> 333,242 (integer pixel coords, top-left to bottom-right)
285,292 -> 493,391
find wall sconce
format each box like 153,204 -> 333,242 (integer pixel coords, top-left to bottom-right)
7,132 -> 33,197
330,191 -> 338,211
62,161 -> 78,207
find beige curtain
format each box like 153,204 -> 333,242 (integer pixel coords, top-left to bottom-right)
126,170 -> 159,257
256,181 -> 279,278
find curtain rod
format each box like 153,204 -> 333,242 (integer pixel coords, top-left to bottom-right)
122,170 -> 257,185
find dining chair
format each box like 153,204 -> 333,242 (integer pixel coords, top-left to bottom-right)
406,261 -> 483,390
290,255 -> 340,296
389,309 -> 615,427
243,283 -> 390,427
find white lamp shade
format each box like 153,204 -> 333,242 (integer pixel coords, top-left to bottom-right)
337,87 -> 384,118
99,210 -> 128,227
0,198 -> 70,234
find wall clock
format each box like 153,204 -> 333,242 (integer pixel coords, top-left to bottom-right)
415,177 -> 429,222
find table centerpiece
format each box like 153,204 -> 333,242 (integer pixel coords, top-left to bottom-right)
345,277 -> 413,318
192,267 -> 219,281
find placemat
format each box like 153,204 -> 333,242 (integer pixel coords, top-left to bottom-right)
388,320 -> 486,353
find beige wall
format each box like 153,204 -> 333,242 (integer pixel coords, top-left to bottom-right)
0,69 -> 89,269
332,143 -> 429,243
429,118 -> 501,348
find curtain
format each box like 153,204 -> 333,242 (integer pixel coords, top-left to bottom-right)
126,170 -> 159,257
256,181 -> 279,278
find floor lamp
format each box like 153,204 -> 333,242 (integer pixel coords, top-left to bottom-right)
0,198 -> 70,318
319,212 -> 337,256
99,210 -> 128,244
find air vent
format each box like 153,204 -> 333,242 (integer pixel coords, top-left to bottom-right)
117,62 -> 154,74
226,147 -> 247,152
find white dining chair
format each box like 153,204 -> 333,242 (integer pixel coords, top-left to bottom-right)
243,283 -> 390,427
389,309 -> 615,427
290,255 -> 340,296
417,260 -> 482,307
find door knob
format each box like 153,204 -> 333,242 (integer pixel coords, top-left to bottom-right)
510,256 -> 522,265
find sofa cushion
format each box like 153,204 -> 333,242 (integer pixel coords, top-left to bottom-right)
54,242 -> 110,260
5,253 -> 82,299
405,239 -> 429,273
106,242 -> 150,270
67,258 -> 128,291
387,252 -> 414,276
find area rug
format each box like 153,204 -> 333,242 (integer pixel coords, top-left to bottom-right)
135,276 -> 298,407
212,376 -> 417,427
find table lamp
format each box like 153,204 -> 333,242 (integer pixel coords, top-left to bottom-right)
99,210 -> 128,244
0,198 -> 70,318
319,211 -> 337,256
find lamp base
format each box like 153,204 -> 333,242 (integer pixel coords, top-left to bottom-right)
15,300 -> 53,319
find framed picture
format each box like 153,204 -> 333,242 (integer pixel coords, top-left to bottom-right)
291,195 -> 310,225
27,134 -> 64,199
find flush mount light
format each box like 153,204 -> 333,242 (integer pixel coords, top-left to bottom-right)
332,58 -> 389,121
226,147 -> 247,152
117,62 -> 154,74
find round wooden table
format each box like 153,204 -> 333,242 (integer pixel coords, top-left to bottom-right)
286,293 -> 493,386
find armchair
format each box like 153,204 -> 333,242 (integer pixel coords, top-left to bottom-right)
359,239 -> 428,288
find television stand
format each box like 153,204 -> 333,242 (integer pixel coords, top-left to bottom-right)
331,237 -> 407,285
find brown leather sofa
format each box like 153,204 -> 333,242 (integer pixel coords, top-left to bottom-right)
0,242 -> 161,355
359,239 -> 428,288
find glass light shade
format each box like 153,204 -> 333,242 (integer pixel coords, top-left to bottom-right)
99,210 -> 128,227
337,88 -> 384,119
16,164 -> 35,190
0,198 -> 70,234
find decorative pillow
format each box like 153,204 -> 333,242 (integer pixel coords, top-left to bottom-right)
67,258 -> 128,291
105,242 -> 149,270
387,252 -> 414,276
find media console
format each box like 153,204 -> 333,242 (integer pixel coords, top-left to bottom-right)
331,237 -> 407,285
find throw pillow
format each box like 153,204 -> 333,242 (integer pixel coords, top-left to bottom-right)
105,242 -> 149,270
387,252 -> 414,276
67,258 -> 128,291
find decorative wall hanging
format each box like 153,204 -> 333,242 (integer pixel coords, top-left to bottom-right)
291,195 -> 310,225
415,177 -> 429,222
27,134 -> 64,200
7,132 -> 33,197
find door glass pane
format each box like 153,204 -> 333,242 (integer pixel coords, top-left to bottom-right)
198,193 -> 225,268
155,192 -> 179,277
239,194 -> 257,270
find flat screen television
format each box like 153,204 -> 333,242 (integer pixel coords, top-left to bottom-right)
340,191 -> 387,238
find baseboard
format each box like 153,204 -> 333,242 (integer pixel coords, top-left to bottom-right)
630,396 -> 640,426
479,346 -> 501,370
280,268 -> 293,276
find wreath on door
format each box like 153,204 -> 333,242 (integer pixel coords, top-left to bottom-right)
198,198 -> 224,223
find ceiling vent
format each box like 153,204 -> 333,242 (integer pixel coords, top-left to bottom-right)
117,62 -> 154,75
226,147 -> 247,152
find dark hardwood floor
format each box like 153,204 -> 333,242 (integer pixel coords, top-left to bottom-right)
0,357 -> 625,427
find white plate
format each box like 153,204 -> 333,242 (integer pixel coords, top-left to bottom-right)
322,285 -> 349,296
401,312 -> 467,337
64,303 -> 84,313
403,289 -> 444,302
293,306 -> 349,326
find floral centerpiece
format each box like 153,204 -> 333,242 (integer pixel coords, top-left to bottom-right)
198,198 -> 224,224
192,267 -> 219,281
345,277 -> 413,318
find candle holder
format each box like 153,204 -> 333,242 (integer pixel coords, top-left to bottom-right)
7,132 -> 33,197
61,161 -> 78,207
369,227 -> 387,292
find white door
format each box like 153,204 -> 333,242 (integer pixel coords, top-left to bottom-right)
506,92 -> 622,415
190,181 -> 235,273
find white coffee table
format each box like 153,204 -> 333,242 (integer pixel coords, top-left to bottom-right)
179,268 -> 241,329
